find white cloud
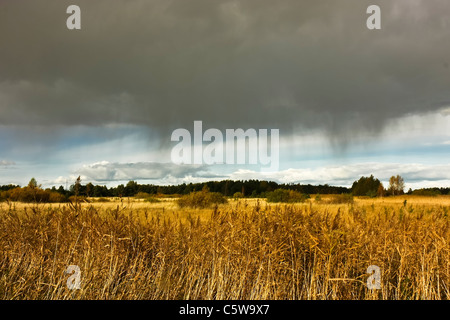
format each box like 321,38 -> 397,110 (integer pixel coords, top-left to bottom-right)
73,161 -> 217,184
51,176 -> 68,185
228,162 -> 450,188
0,160 -> 15,166
440,107 -> 450,116
58,160 -> 450,190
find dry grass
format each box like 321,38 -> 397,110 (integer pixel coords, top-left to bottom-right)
0,195 -> 449,300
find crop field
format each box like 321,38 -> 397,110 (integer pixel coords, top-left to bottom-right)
0,195 -> 449,300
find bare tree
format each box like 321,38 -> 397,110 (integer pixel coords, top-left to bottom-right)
388,175 -> 405,196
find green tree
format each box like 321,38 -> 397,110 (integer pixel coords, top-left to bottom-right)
28,177 -> 38,189
125,180 -> 138,196
116,184 -> 125,197
86,182 -> 94,197
352,175 -> 382,197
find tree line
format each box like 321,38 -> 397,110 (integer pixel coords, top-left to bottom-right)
0,178 -> 349,200
0,175 -> 448,203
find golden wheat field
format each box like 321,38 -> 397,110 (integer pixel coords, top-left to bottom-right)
0,195 -> 449,300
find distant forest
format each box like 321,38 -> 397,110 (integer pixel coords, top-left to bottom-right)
1,178 -> 449,201
0,179 -> 349,199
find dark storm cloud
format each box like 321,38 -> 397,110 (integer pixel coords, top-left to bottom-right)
1,0 -> 449,143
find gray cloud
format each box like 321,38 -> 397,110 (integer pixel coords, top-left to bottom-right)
75,161 -> 218,182
0,160 -> 15,166
1,0 -> 450,146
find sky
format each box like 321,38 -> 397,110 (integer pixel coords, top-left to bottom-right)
0,0 -> 449,190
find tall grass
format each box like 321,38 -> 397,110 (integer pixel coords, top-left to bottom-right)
0,197 -> 449,299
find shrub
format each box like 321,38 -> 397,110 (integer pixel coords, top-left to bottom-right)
250,190 -> 259,198
412,189 -> 441,197
135,192 -> 152,199
68,195 -> 89,203
8,187 -> 33,202
233,192 -> 244,199
266,189 -> 310,203
48,192 -> 66,203
4,187 -> 67,203
177,189 -> 227,208
325,193 -> 354,204
145,197 -> 161,203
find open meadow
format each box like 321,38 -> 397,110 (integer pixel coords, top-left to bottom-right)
1,195 -> 449,300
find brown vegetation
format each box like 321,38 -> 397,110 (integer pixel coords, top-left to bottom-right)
0,196 -> 449,299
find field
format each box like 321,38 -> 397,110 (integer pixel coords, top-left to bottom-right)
0,195 -> 449,300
